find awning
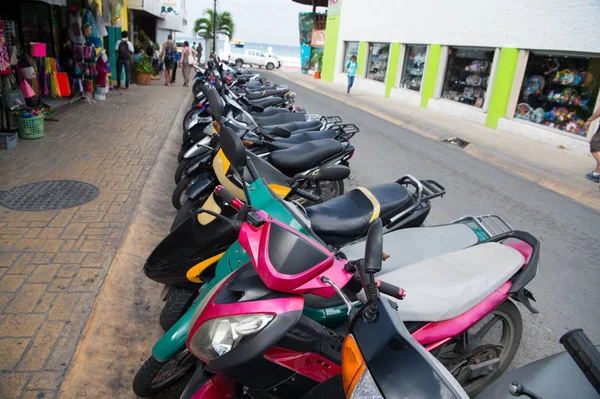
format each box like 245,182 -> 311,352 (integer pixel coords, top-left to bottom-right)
291,0 -> 329,7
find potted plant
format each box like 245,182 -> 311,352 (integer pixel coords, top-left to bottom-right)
311,51 -> 323,79
134,54 -> 154,85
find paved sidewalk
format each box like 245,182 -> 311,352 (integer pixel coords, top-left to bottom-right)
0,83 -> 187,399
275,70 -> 600,211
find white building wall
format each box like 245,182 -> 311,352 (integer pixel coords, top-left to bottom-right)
337,0 -> 600,53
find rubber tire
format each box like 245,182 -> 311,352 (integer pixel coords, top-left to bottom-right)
171,196 -> 205,232
172,175 -> 197,210
235,59 -> 243,68
132,355 -> 194,398
177,146 -> 186,163
461,300 -> 522,397
174,156 -> 195,184
182,108 -> 201,134
266,62 -> 274,70
159,287 -> 199,331
192,80 -> 203,96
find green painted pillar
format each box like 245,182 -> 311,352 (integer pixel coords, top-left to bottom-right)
321,7 -> 343,82
420,44 -> 443,108
385,43 -> 401,98
485,48 -> 520,129
357,41 -> 367,77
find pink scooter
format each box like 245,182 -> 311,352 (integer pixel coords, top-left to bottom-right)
182,186 -> 540,398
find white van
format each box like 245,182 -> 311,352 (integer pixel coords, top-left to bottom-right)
229,49 -> 282,70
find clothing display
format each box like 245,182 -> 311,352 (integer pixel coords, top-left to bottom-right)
442,47 -> 494,108
514,54 -> 600,137
366,42 -> 390,82
0,20 -> 11,75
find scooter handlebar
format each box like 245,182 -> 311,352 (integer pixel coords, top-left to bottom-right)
376,280 -> 406,300
214,185 -> 243,211
560,329 -> 600,394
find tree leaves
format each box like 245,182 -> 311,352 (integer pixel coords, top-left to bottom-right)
194,8 -> 235,40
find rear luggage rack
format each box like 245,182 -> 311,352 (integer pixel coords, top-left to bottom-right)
452,215 -> 512,238
387,175 -> 445,224
320,116 -> 343,125
330,124 -> 360,141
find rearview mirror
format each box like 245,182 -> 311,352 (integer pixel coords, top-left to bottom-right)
309,165 -> 350,182
364,219 -> 383,274
219,125 -> 247,171
270,126 -> 292,138
206,87 -> 223,119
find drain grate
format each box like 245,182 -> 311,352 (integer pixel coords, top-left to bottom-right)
439,137 -> 470,148
0,180 -> 99,211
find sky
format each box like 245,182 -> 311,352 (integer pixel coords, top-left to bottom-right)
184,0 -> 323,46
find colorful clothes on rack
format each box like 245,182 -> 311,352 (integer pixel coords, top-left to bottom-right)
0,20 -> 11,75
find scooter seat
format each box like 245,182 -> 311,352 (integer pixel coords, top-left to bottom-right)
306,184 -> 413,247
340,224 -> 479,272
262,120 -> 323,134
245,88 -> 289,100
250,107 -> 290,118
268,139 -> 343,175
254,112 -> 307,127
247,97 -> 285,108
381,243 -> 524,322
270,130 -> 338,149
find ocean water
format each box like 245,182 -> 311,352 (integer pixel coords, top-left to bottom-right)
239,42 -> 300,59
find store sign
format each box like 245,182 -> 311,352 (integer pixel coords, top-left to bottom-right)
328,0 -> 342,17
310,29 -> 326,48
161,0 -> 179,15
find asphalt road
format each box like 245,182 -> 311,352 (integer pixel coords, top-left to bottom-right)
264,71 -> 600,367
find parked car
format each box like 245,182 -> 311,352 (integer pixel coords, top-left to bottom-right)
229,49 -> 281,70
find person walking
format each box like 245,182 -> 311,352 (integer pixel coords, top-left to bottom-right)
116,31 -> 133,91
345,55 -> 358,95
172,50 -> 181,84
583,107 -> 600,183
161,34 -> 177,86
181,41 -> 197,87
196,42 -> 203,65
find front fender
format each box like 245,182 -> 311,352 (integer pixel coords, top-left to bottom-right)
185,172 -> 216,200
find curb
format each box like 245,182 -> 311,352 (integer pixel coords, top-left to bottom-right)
58,91 -> 193,398
275,71 -> 600,212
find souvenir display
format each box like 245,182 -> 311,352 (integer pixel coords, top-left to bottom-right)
400,44 -> 427,91
366,42 -> 390,83
441,47 -> 494,108
514,53 -> 600,137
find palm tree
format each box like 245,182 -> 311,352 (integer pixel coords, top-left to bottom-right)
194,9 -> 235,53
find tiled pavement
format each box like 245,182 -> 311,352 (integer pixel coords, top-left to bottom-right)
0,83 -> 187,399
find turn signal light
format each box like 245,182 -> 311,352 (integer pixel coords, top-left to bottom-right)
213,121 -> 221,133
341,334 -> 366,398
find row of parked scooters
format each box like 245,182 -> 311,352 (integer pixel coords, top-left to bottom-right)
132,59 -> 600,398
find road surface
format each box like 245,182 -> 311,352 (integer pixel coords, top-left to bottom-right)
265,71 -> 600,367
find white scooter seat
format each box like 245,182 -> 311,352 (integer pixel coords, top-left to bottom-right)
341,224 -> 479,273
380,243 -> 524,322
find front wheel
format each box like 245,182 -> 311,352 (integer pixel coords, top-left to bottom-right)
266,62 -> 274,70
160,287 -> 199,331
182,108 -> 202,133
235,58 -> 243,68
172,175 -> 197,210
132,353 -> 196,398
437,300 -> 523,397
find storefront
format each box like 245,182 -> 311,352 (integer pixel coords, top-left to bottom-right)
322,0 -> 600,152
366,42 -> 389,82
441,47 -> 494,109
513,53 -> 600,138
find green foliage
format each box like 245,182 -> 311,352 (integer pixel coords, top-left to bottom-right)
311,51 -> 323,72
134,54 -> 154,74
194,9 -> 235,40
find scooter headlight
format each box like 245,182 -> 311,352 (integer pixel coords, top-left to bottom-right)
188,314 -> 273,361
342,334 -> 383,399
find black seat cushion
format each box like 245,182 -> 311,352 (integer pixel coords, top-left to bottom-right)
268,139 -> 343,175
306,184 -> 413,246
245,88 -> 288,100
250,108 -> 290,118
262,120 -> 323,133
269,131 -> 338,150
248,97 -> 284,108
254,113 -> 307,127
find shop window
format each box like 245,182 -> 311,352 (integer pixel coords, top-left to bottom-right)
514,54 -> 600,137
366,42 -> 390,82
442,47 -> 494,108
342,41 -> 359,72
400,44 -> 427,92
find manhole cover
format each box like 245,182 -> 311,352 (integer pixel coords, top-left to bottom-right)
439,137 -> 470,148
0,180 -> 99,211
